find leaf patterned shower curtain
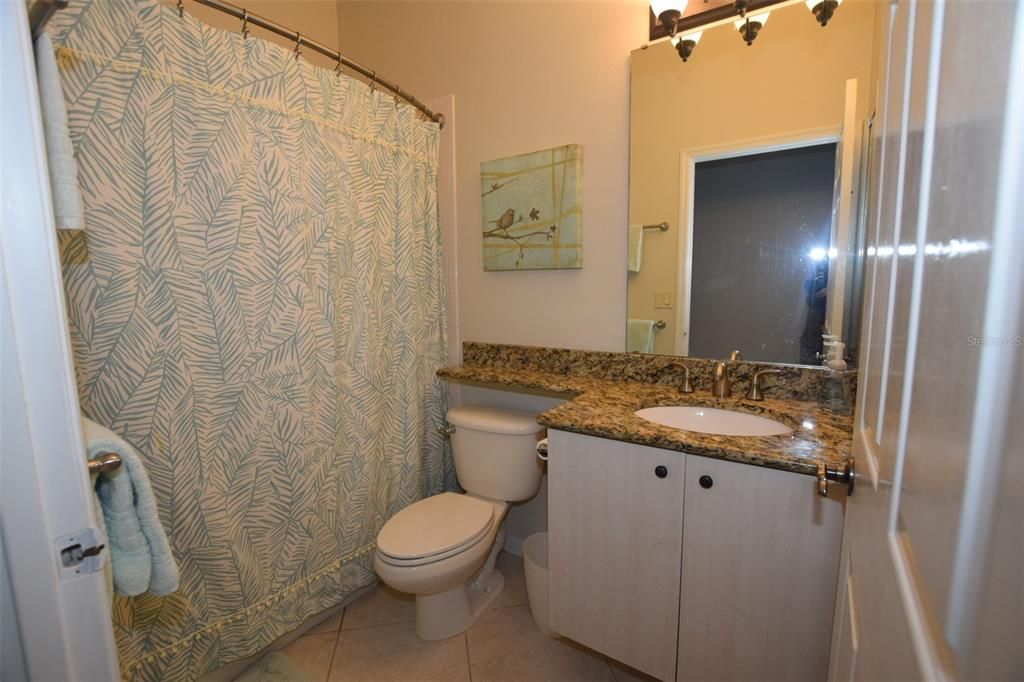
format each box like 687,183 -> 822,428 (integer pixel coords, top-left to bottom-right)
49,1 -> 454,678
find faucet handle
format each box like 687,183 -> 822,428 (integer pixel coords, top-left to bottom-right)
729,350 -> 743,362
746,368 -> 783,401
666,361 -> 694,393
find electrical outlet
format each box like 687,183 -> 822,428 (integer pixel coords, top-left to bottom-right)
654,290 -> 673,309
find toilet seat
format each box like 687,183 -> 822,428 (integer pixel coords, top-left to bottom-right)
377,493 -> 495,567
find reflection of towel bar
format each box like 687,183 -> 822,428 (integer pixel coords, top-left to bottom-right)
654,320 -> 666,330
643,222 -> 669,232
88,452 -> 122,475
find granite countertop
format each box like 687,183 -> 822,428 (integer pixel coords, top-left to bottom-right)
438,364 -> 853,478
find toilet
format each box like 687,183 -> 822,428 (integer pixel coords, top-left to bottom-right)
373,406 -> 545,640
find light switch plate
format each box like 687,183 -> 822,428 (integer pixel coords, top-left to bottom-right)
654,290 -> 673,309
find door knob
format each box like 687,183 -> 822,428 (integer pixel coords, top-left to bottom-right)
655,465 -> 668,479
816,457 -> 855,497
699,475 -> 713,489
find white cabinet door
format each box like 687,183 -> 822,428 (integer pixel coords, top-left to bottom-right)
547,430 -> 685,681
677,455 -> 845,682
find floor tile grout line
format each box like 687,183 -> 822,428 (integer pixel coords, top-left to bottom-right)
464,631 -> 474,682
339,617 -> 417,633
605,655 -> 617,682
324,607 -> 345,682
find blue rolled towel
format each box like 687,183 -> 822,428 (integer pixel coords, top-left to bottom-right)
83,417 -> 179,596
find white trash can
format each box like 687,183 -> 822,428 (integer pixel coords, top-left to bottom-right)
523,532 -> 555,637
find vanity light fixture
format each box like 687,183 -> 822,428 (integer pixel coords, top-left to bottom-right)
735,11 -> 769,46
806,0 -> 842,26
651,0 -> 689,37
672,31 -> 703,62
734,0 -> 749,18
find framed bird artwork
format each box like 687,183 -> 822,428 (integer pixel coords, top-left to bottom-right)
480,144 -> 583,270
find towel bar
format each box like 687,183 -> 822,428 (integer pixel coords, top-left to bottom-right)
88,452 -> 122,475
642,222 -> 669,232
654,320 -> 666,330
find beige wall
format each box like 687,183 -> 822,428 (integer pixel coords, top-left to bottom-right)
331,1 -> 651,547
161,0 -> 339,69
628,0 -> 879,355
336,1 -> 649,353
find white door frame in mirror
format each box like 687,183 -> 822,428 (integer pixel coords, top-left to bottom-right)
674,124 -> 842,357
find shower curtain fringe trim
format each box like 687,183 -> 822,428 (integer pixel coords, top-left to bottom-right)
55,46 -> 439,167
122,543 -> 377,676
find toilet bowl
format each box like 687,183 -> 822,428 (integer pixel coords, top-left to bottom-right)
373,407 -> 545,640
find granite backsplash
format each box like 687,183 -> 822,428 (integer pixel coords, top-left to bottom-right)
459,342 -> 856,404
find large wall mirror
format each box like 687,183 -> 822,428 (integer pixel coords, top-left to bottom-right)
626,0 -> 881,366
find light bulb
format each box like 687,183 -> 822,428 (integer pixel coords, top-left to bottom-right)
651,0 -> 687,16
652,0 -> 689,36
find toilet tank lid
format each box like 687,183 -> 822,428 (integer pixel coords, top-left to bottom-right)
446,406 -> 544,435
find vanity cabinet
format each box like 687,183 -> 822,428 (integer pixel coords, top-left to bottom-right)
547,430 -> 845,682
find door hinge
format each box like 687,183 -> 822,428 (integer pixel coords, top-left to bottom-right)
55,528 -> 107,579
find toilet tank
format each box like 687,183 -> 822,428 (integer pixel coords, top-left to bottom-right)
446,406 -> 545,502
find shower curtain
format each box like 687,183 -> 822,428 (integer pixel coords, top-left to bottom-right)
49,1 -> 454,678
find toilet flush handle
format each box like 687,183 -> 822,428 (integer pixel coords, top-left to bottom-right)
536,438 -> 549,461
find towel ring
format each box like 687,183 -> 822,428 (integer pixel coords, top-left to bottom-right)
88,452 -> 122,475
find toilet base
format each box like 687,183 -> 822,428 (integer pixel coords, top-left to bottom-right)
415,569 -> 505,640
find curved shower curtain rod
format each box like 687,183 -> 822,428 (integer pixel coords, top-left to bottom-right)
28,0 -> 445,128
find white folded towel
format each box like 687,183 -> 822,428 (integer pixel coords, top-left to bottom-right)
627,318 -> 656,354
627,225 -> 644,273
35,33 -> 85,231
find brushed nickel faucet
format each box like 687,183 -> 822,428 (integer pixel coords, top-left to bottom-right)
657,361 -> 694,393
711,350 -> 743,398
746,368 -> 783,401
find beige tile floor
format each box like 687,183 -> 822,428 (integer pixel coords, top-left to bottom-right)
269,552 -> 656,682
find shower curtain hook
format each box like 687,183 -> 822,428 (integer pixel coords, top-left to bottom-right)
176,0 -> 184,18
334,53 -> 343,79
240,9 -> 249,40
293,32 -> 302,61
369,71 -> 377,94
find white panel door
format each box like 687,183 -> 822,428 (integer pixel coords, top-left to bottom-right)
0,3 -> 120,680
832,0 -> 1024,679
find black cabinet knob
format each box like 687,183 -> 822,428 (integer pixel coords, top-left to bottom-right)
699,475 -> 714,489
655,465 -> 668,479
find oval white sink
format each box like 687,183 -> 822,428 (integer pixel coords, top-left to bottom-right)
635,406 -> 792,436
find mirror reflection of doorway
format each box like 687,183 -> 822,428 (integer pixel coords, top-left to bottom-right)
687,142 -> 838,365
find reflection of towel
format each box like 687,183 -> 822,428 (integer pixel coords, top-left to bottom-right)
83,417 -> 179,596
628,225 -> 644,272
627,319 -> 656,353
35,33 -> 85,231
